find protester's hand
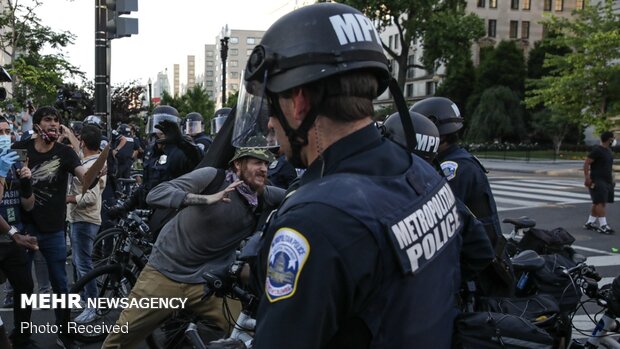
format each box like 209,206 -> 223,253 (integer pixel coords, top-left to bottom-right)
155,120 -> 182,145
584,177 -> 592,188
13,234 -> 38,251
0,150 -> 19,177
16,159 -> 31,179
205,180 -> 242,204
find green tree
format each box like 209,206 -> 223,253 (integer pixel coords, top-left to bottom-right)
160,85 -> 215,129
529,108 -> 580,155
465,86 -> 525,143
525,0 -> 620,129
435,54 -> 476,120
0,0 -> 83,106
225,91 -> 238,109
333,0 -> 484,90
111,81 -> 146,124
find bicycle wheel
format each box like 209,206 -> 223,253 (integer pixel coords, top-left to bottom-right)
65,264 -> 137,343
92,228 -> 125,267
146,314 -> 225,349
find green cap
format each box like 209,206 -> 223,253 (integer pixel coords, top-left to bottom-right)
229,148 -> 276,164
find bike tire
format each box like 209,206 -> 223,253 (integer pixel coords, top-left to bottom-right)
146,315 -> 225,349
65,264 -> 137,343
92,228 -> 125,267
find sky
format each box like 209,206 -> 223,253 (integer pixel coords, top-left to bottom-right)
36,0 -> 298,86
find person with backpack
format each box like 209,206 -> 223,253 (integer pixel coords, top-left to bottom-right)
102,148 -> 285,349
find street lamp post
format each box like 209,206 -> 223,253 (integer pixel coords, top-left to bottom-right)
220,25 -> 230,107
147,78 -> 152,107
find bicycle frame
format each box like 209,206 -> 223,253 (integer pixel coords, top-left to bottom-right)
582,312 -> 620,349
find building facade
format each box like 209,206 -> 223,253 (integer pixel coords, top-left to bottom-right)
153,70 -> 171,99
187,55 -> 196,90
173,64 -> 180,97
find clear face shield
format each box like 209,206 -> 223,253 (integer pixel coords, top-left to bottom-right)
231,70 -> 278,149
185,120 -> 203,135
146,114 -> 181,134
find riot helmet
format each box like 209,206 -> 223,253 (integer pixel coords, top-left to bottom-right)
383,111 -> 440,162
410,97 -> 463,136
184,112 -> 204,135
70,121 -> 83,135
232,2 -> 391,156
117,123 -> 131,137
83,115 -> 104,129
211,108 -> 231,135
146,105 -> 181,135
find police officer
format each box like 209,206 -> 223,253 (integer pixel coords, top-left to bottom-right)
267,148 -> 297,189
112,123 -> 139,180
211,107 -> 231,137
233,4 -> 463,348
184,112 -> 212,153
108,105 -> 201,217
383,111 -> 494,283
411,97 -> 514,296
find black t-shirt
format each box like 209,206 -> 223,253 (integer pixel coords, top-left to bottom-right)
114,136 -> 139,179
588,145 -> 614,183
12,139 -> 81,232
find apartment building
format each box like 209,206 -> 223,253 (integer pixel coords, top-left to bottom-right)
153,70 -> 170,99
187,55 -> 196,90
173,64 -> 180,97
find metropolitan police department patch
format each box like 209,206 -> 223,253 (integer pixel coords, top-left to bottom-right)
265,228 -> 310,303
441,161 -> 458,181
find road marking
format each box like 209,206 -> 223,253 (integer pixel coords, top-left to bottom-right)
491,184 -> 591,200
492,189 -> 585,203
582,255 -> 620,267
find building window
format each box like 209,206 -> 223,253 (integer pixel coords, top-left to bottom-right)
388,35 -> 393,49
555,0 -> 563,11
206,71 -> 213,77
509,21 -> 518,38
576,0 -> 585,9
425,81 -> 436,96
246,49 -> 253,56
207,61 -> 214,67
393,34 -> 399,50
488,19 -> 497,37
231,83 -> 238,90
406,55 -> 416,79
230,48 -> 238,56
477,0 -> 485,7
405,83 -> 414,98
521,21 -> 530,39
206,80 -> 213,87
206,51 -> 213,57
511,0 -> 519,9
230,60 -> 238,67
522,0 -> 530,10
230,71 -> 239,78
229,37 -> 239,44
489,0 -> 497,8
246,37 -> 256,45
544,0 -> 552,11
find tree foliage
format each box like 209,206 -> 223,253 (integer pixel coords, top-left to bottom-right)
465,86 -> 525,143
334,0 -> 484,90
476,40 -> 526,97
435,54 -> 475,121
525,0 -> 620,129
0,0 -> 83,106
161,84 -> 215,131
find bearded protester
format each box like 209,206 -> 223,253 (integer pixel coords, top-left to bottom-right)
102,148 -> 285,348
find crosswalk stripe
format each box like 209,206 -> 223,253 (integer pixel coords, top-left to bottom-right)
583,255 -> 620,268
491,184 -> 591,200
494,181 -> 575,190
491,189 -> 585,203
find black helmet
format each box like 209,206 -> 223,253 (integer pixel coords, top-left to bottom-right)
410,97 -> 463,136
146,105 -> 181,134
211,108 -> 231,135
117,123 -> 131,136
70,121 -> 83,135
83,115 -> 104,129
383,111 -> 440,161
232,2 -> 390,149
185,112 -> 203,135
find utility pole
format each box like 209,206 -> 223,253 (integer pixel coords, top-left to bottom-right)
95,0 -> 107,136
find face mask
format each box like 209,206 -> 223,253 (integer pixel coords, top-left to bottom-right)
0,135 -> 10,150
35,124 -> 58,144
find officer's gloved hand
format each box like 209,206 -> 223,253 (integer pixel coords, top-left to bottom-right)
107,205 -> 127,219
177,136 -> 202,166
155,120 -> 182,145
0,150 -> 19,177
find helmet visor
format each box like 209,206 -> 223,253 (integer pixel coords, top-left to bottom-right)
147,114 -> 181,134
232,71 -> 278,149
185,120 -> 203,135
211,115 -> 227,135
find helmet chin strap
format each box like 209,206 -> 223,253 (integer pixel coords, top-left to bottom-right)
269,94 -> 319,169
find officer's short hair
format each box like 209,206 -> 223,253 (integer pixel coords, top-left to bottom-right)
280,71 -> 378,123
81,125 -> 102,151
601,131 -> 614,142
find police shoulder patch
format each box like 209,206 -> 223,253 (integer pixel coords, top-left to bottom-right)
268,160 -> 278,170
197,143 -> 205,151
265,227 -> 310,303
441,161 -> 458,181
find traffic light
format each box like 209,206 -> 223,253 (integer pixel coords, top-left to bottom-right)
106,0 -> 138,39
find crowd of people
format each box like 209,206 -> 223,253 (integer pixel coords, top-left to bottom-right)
0,2 -> 615,349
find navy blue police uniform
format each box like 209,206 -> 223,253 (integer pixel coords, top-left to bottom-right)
191,132 -> 212,154
267,154 -> 297,190
438,144 -> 502,244
253,124 -> 463,349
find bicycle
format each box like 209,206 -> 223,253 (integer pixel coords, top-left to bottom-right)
570,275 -> 620,348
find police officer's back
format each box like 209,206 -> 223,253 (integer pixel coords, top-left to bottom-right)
233,4 -> 463,348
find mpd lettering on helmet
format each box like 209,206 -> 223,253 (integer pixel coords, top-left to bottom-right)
387,183 -> 461,274
329,13 -> 381,46
416,134 -> 440,155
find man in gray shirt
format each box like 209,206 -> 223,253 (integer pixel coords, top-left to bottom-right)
103,148 -> 284,348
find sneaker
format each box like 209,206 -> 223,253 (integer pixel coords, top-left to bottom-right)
598,225 -> 615,235
3,293 -> 13,308
56,334 -> 76,349
74,307 -> 98,323
584,222 -> 598,231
